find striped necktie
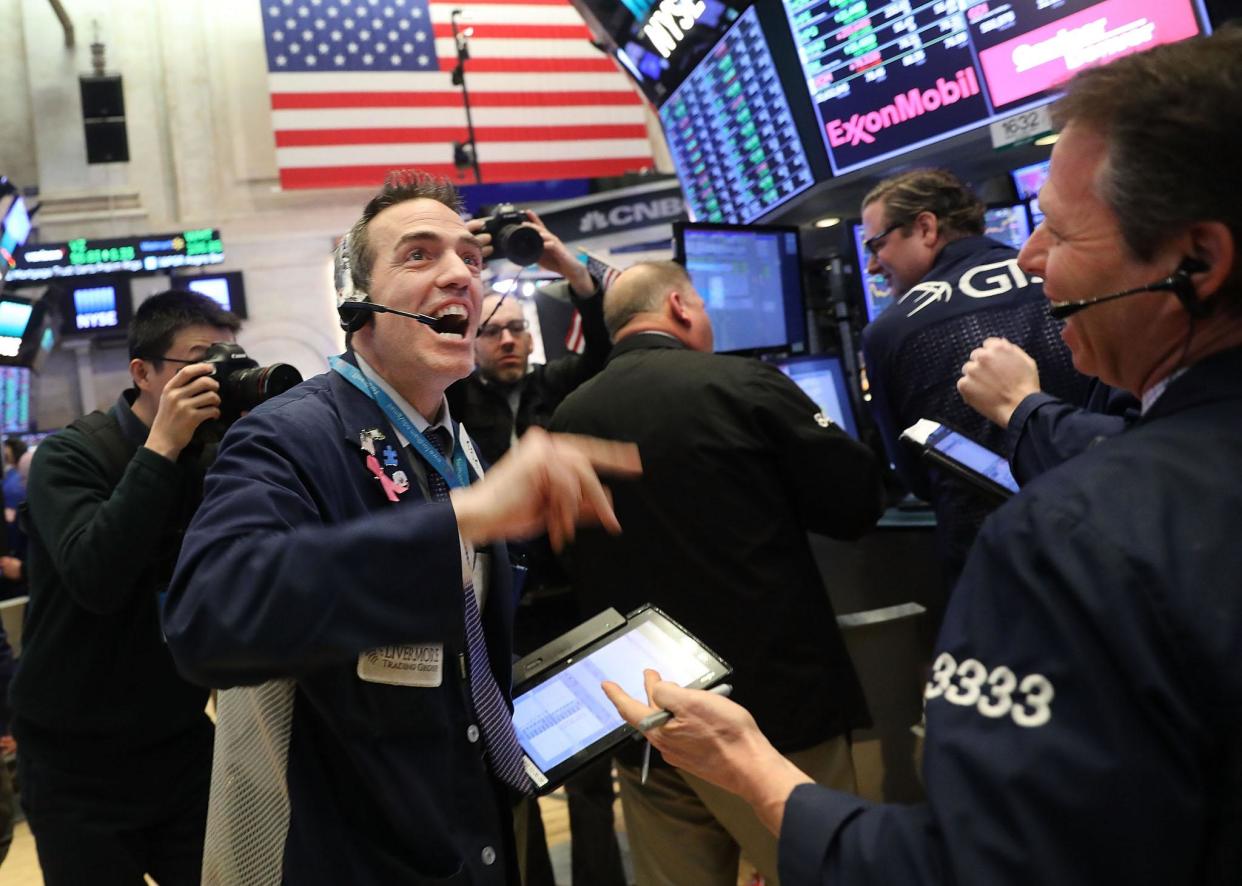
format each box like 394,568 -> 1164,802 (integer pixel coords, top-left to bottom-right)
422,426 -> 531,794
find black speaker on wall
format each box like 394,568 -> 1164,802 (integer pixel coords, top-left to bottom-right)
80,75 -> 129,164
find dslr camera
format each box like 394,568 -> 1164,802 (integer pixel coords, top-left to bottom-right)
481,204 -> 544,267
201,342 -> 303,425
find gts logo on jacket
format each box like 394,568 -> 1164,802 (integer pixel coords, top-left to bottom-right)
900,258 -> 1041,317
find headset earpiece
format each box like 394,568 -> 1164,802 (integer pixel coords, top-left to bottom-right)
1172,257 -> 1210,318
338,299 -> 372,333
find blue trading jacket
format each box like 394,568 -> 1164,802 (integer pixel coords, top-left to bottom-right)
164,358 -> 519,885
778,346 -> 1242,885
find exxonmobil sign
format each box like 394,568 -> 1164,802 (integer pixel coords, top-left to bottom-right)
826,67 -> 981,149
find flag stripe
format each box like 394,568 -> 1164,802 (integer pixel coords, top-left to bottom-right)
276,124 -> 649,146
429,0 -> 574,6
276,138 -> 653,166
271,90 -> 643,110
280,157 -> 645,189
430,22 -> 591,39
270,70 -> 639,93
274,104 -> 648,128
427,5 -> 585,25
436,57 -> 618,73
433,37 -> 601,59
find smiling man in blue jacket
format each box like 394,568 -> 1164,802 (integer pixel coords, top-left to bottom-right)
163,170 -> 638,885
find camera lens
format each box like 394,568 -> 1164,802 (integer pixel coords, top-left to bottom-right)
228,363 -> 303,412
496,224 -> 544,267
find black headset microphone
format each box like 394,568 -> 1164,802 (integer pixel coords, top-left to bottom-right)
1048,257 -> 1210,321
337,299 -> 469,336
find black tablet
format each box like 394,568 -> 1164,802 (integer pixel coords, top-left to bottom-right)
901,418 -> 1019,502
511,605 -> 732,794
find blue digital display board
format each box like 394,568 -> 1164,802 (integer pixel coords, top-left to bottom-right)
659,5 -> 816,224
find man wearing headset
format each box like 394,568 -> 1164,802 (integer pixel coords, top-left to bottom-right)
164,170 -> 638,885
605,29 -> 1242,885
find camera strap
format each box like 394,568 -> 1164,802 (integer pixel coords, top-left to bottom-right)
329,356 -> 469,489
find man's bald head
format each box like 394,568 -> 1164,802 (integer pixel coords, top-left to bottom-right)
603,261 -> 713,352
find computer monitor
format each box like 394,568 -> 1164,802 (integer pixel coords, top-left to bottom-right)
1012,160 -> 1051,227
983,204 -> 1033,250
771,354 -> 859,439
0,366 -> 31,434
0,293 -> 51,368
674,222 -> 806,355
0,196 -> 32,275
780,0 -> 1210,176
172,271 -> 248,318
658,5 -> 817,224
62,277 -> 132,336
851,223 -> 896,323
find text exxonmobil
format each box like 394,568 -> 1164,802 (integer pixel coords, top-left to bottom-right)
826,68 -> 982,148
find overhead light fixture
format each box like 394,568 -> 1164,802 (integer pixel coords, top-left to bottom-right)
814,217 -> 841,228
1034,133 -> 1059,146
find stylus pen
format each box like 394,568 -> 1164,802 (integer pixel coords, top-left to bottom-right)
640,683 -> 733,785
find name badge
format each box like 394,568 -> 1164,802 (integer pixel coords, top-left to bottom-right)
357,643 -> 443,687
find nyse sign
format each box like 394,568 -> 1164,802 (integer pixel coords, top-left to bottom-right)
643,0 -> 708,59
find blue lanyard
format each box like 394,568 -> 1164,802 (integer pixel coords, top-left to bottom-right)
330,356 -> 470,489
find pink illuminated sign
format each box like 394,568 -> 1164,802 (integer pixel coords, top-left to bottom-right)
979,0 -> 1201,108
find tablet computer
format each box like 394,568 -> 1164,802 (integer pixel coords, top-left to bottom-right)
901,418 -> 1019,502
511,605 -> 732,794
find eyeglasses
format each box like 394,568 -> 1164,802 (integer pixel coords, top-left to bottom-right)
478,319 -> 529,338
863,222 -> 904,257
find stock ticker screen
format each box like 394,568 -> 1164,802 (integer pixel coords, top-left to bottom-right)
0,366 -> 30,434
659,5 -> 816,224
783,0 -> 1208,175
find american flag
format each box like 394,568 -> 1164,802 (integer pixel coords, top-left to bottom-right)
261,0 -> 656,189
565,250 -> 622,352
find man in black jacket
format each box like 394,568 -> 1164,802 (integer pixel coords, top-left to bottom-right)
449,210 -> 610,469
859,169 -> 1088,590
551,260 -> 884,886
449,213 -> 623,886
9,291 -> 239,884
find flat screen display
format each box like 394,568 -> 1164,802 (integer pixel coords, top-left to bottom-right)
782,0 -> 1210,176
1011,159 -> 1050,200
0,366 -> 31,434
511,606 -> 730,790
174,271 -> 248,319
926,423 -> 1019,495
0,301 -> 33,361
675,222 -> 806,354
659,5 -> 816,224
0,294 -> 49,368
63,277 -> 132,335
983,204 -> 1032,250
852,222 -> 895,322
579,0 -> 754,106
772,354 -> 859,439
0,196 -> 32,271
71,285 -> 120,331
1012,159 -> 1051,225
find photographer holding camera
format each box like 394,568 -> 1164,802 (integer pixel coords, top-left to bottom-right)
449,207 -> 623,886
9,291 -> 250,884
451,206 -> 609,467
